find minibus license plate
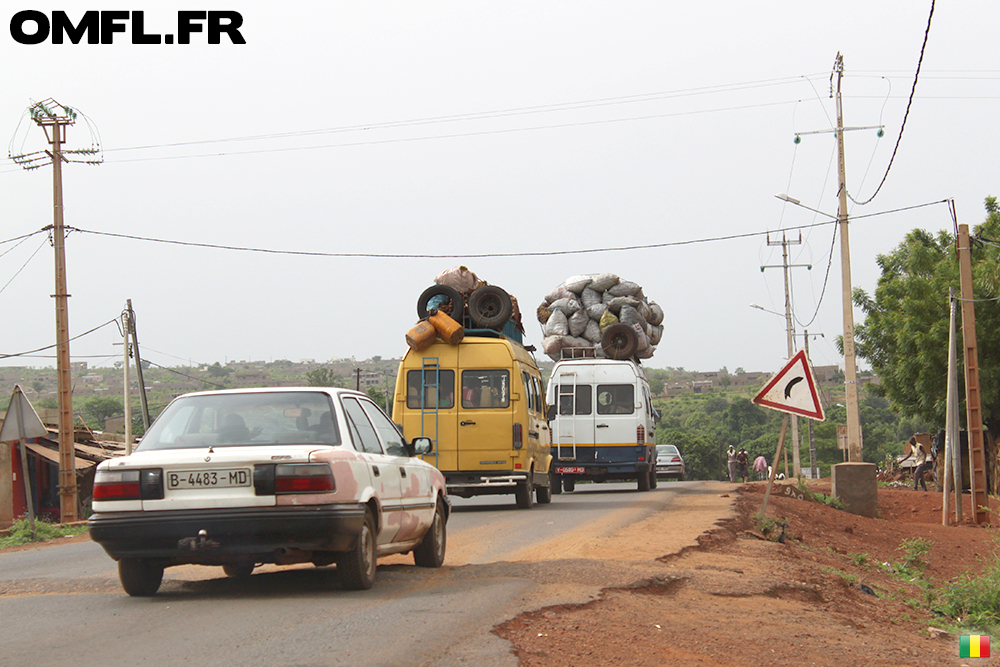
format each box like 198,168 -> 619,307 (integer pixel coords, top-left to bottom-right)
556,466 -> 584,474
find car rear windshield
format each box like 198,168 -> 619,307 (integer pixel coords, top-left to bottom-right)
657,445 -> 679,455
136,391 -> 340,451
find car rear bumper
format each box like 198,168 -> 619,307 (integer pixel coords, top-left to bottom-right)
88,503 -> 367,563
656,465 -> 684,475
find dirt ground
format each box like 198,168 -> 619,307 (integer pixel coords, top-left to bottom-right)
496,481 -> 1000,667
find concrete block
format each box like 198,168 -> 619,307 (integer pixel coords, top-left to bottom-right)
831,462 -> 878,518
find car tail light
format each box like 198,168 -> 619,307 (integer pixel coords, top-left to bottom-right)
672,456 -> 682,463
256,463 -> 335,494
637,425 -> 645,446
94,469 -> 163,501
513,423 -> 523,450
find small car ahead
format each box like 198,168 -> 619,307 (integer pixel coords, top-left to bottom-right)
88,387 -> 449,596
655,444 -> 685,481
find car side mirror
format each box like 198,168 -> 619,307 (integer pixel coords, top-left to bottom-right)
546,405 -> 556,421
411,436 -> 434,456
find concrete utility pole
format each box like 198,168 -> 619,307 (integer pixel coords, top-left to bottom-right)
833,53 -> 864,463
9,99 -> 102,522
761,233 -> 810,478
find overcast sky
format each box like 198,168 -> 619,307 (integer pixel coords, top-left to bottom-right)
1,1 -> 997,378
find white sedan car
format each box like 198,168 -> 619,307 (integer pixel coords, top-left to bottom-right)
655,444 -> 686,481
88,387 -> 448,596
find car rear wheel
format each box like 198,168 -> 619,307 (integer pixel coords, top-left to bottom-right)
413,498 -> 447,568
536,476 -> 552,504
515,476 -> 534,509
551,471 -> 562,495
119,558 -> 164,597
340,509 -> 377,590
223,562 -> 255,578
637,471 -> 651,492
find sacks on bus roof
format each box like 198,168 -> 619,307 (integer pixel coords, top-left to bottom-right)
537,273 -> 661,361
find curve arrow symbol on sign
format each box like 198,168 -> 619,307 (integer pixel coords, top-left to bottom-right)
783,376 -> 803,399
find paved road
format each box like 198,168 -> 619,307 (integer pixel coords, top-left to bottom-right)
0,480 -> 729,667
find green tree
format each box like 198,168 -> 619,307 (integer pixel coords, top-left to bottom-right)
854,197 -> 1000,431
207,362 -> 231,378
81,396 -> 124,430
306,367 -> 343,388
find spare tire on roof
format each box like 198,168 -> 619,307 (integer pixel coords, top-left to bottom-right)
417,285 -> 465,322
468,285 -> 513,329
601,323 -> 639,360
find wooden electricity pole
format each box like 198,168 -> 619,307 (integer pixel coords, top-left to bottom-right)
956,224 -> 988,525
10,100 -> 103,522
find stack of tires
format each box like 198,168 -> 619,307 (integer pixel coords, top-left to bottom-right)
537,273 -> 663,361
415,265 -> 520,333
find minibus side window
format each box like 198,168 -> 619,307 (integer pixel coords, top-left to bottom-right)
406,370 -> 455,409
522,371 -> 534,412
597,384 -> 635,415
533,376 -> 546,415
462,370 -> 510,409
558,385 -> 592,415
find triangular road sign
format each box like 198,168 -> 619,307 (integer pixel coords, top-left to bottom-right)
752,350 -> 825,421
0,385 -> 49,442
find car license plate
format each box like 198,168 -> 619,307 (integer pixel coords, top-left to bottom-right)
167,469 -> 252,490
556,466 -> 584,474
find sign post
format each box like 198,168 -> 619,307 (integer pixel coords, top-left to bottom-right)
753,351 -> 826,516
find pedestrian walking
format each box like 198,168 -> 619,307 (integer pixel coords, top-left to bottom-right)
900,435 -> 932,491
736,447 -> 749,483
753,455 -> 768,480
727,445 -> 738,482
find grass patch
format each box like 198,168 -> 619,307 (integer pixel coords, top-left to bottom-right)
0,515 -> 88,549
938,546 -> 1000,633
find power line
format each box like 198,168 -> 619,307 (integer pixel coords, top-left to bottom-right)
102,75 -> 823,155
848,0 -> 937,206
103,99 -> 806,165
63,199 -> 947,260
0,318 -> 119,360
0,236 -> 47,297
143,359 -> 228,389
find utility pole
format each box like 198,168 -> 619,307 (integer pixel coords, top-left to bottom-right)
122,305 -> 132,455
956,224 -> 988,525
761,232 -> 810,477
126,300 -> 151,430
833,54 -> 864,463
800,330 -> 824,480
9,99 -> 102,522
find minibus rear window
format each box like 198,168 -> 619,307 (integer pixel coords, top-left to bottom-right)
557,385 -> 592,415
597,384 -> 635,415
462,370 -> 510,408
406,370 -> 455,409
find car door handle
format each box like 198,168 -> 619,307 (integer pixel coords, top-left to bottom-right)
596,424 -> 609,428
400,468 -> 407,478
372,466 -> 380,477
461,421 -> 476,426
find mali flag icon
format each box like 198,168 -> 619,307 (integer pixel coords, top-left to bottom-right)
960,635 -> 990,658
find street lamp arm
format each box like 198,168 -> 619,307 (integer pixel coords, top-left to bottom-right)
774,194 -> 839,220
